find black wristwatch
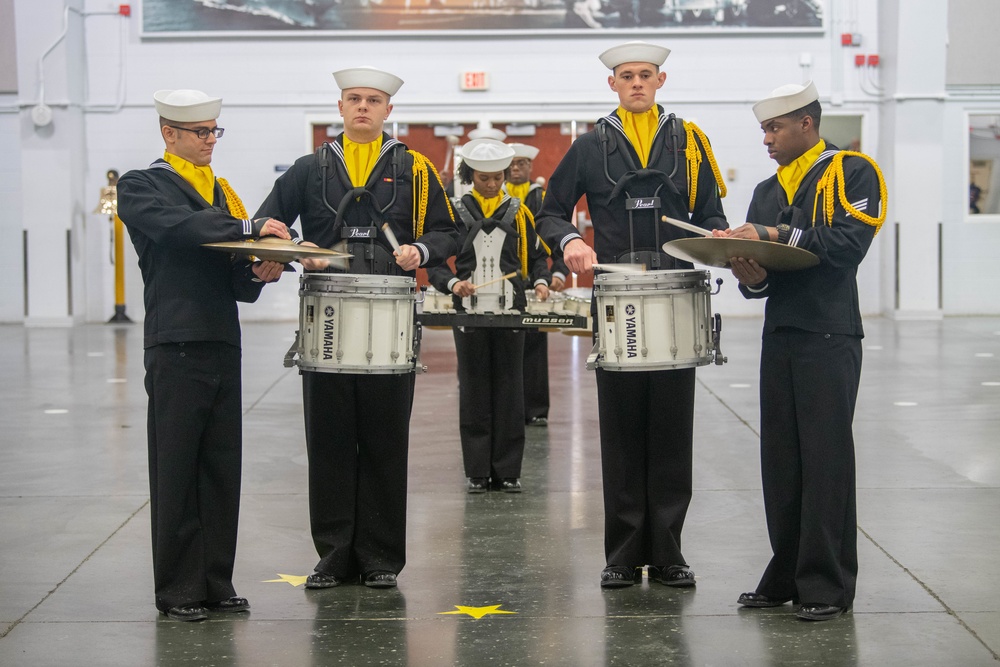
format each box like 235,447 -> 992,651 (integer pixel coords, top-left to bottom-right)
776,223 -> 791,244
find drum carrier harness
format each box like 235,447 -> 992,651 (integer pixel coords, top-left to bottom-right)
451,195 -> 524,312
597,113 -> 688,270
317,140 -> 409,275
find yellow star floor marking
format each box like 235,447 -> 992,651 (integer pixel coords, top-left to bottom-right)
263,573 -> 309,587
438,604 -> 517,620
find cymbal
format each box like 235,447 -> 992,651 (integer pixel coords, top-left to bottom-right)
663,237 -> 819,271
202,237 -> 352,263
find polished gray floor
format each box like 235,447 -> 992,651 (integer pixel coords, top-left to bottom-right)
1,315 -> 999,666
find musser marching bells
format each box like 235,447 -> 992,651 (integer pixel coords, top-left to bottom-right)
662,237 -> 820,271
202,237 -> 353,264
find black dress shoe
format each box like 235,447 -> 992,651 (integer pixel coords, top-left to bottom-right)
363,571 -> 398,588
600,565 -> 641,588
305,572 -> 344,589
649,565 -> 696,588
467,477 -> 489,494
204,596 -> 250,613
497,478 -> 522,493
162,604 -> 208,622
737,592 -> 793,608
797,603 -> 850,621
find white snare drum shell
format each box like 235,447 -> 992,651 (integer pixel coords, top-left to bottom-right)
594,270 -> 714,371
296,274 -> 416,374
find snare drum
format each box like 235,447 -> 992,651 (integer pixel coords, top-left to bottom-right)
592,270 -> 715,371
293,273 -> 416,374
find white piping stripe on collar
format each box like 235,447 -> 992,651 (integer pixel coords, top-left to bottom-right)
330,136 -> 402,166
603,109 -> 668,138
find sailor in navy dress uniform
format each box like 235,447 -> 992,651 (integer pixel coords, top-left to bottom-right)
533,41 -> 730,589
719,81 -> 886,621
428,139 -> 552,493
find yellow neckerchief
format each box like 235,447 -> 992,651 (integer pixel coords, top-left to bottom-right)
776,139 -> 826,204
505,181 -> 532,203
616,105 -> 659,168
471,188 -> 504,219
343,135 -> 383,188
164,152 -> 215,204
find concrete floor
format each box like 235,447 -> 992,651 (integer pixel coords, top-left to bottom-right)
0,315 -> 998,666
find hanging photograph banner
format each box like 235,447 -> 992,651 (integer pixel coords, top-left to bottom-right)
140,0 -> 823,36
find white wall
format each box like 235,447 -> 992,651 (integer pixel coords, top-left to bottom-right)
4,0 -> 996,324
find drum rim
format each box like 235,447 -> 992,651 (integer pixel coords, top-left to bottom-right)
300,273 -> 416,287
595,357 -> 713,371
594,269 -> 709,285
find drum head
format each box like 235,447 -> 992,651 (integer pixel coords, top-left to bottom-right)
663,237 -> 819,271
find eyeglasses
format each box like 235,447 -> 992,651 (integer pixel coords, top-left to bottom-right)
168,125 -> 225,140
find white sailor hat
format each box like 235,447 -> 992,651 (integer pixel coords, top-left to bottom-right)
752,81 -> 819,123
599,41 -> 671,70
468,120 -> 507,141
508,143 -> 540,160
333,66 -> 404,97
462,139 -> 515,173
153,89 -> 222,122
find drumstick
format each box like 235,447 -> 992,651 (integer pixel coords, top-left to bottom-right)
592,263 -> 646,273
470,272 -> 517,290
661,215 -> 713,238
381,222 -> 402,252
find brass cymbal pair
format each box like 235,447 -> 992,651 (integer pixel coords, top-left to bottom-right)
663,237 -> 819,271
202,237 -> 352,263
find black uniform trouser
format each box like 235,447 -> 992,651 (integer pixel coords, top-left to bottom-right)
755,329 -> 861,608
595,367 -> 695,568
303,371 -> 413,577
453,327 -> 526,479
522,329 -> 550,421
144,342 -> 242,611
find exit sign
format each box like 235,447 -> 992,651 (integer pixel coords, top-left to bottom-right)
460,71 -> 490,91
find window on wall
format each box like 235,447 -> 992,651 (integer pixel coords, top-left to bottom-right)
820,115 -> 863,154
969,115 -> 1000,216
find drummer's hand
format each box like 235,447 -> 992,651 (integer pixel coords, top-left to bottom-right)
550,275 -> 566,291
563,239 -> 597,274
300,249 -> 331,271
535,284 -> 550,301
730,257 -> 767,285
453,280 -> 475,298
394,244 -> 422,272
257,218 -> 292,240
721,223 -> 762,240
253,260 -> 284,283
